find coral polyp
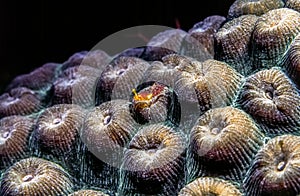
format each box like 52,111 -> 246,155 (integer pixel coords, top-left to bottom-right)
0,157 -> 74,196
214,14 -> 258,76
53,65 -> 101,107
244,135 -> 300,196
281,33 -> 300,89
178,177 -> 242,196
82,99 -> 138,166
80,99 -> 139,191
95,56 -> 150,105
180,15 -> 226,61
0,87 -> 45,118
146,29 -> 186,54
228,0 -> 284,19
236,67 -> 300,136
61,49 -> 111,70
251,8 -> 300,70
120,123 -> 186,195
187,106 -> 264,182
175,57 -> 243,114
32,104 -> 85,157
286,0 -> 300,12
6,62 -> 59,91
0,116 -> 34,169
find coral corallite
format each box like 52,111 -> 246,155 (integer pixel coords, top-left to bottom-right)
281,33 -> 300,89
53,65 -> 101,107
214,14 -> 258,76
236,67 -> 300,136
82,99 -> 139,167
0,87 -> 45,118
244,135 -> 300,196
120,123 -> 186,195
187,106 -> 265,182
95,56 -> 150,105
0,157 -> 74,196
175,58 -> 243,114
0,116 -> 34,169
228,0 -> 284,19
178,177 -> 242,196
251,8 -> 300,70
32,104 -> 85,157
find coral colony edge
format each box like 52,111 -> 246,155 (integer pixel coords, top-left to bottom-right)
2,0 -> 300,195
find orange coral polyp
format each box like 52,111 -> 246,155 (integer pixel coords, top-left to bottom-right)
132,89 -> 153,102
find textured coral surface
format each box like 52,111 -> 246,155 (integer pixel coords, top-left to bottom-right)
1,1 -> 300,195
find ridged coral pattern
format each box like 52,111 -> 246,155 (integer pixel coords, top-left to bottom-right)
1,1 -> 300,195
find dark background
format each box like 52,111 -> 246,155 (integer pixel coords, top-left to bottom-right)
0,1 -> 235,93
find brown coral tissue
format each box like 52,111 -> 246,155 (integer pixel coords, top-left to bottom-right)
244,135 -> 300,196
4,1 -> 300,195
236,67 -> 300,136
187,106 -> 264,182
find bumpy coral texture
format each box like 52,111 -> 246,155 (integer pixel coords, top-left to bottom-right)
1,2 -> 300,195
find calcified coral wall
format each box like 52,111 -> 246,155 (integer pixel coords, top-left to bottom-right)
1,1 -> 300,196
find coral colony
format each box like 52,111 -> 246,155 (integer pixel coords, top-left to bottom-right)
2,0 -> 300,195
